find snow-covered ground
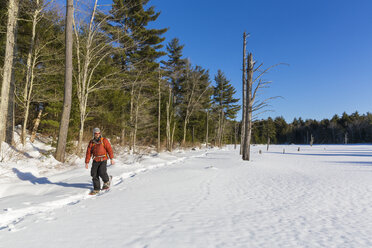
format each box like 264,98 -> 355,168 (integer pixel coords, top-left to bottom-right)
1,139 -> 372,247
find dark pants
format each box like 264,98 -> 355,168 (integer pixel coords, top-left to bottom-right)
91,160 -> 109,190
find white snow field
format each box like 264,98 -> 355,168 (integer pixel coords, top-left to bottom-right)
1,142 -> 372,248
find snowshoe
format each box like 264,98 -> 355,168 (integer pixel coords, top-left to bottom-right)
102,175 -> 113,190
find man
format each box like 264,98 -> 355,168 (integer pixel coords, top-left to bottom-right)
85,127 -> 115,194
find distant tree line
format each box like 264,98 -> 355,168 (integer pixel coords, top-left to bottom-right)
252,112 -> 372,144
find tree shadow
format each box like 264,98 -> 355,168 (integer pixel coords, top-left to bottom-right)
8,146 -> 33,158
29,142 -> 52,156
268,152 -> 372,157
12,168 -> 91,189
332,161 -> 372,166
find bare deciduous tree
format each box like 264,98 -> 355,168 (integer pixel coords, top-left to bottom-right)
19,0 -> 56,146
181,64 -> 210,146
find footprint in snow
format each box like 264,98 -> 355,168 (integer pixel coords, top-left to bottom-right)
204,165 -> 217,170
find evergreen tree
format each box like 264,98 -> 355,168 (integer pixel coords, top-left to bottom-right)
161,38 -> 187,150
212,70 -> 240,146
161,38 -> 187,94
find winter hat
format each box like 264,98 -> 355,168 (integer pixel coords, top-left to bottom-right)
93,127 -> 101,135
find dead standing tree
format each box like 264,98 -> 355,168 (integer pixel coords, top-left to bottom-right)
242,53 -> 253,160
240,32 -> 247,155
241,48 -> 282,161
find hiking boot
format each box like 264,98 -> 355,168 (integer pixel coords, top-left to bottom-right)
89,190 -> 100,195
102,181 -> 110,190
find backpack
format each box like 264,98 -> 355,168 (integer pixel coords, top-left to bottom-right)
90,137 -> 107,159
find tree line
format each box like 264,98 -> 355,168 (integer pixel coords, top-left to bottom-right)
252,112 -> 372,145
0,0 -> 241,158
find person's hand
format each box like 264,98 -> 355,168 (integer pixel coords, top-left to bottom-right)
85,163 -> 89,169
111,159 -> 115,165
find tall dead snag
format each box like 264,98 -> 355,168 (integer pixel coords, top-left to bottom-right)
0,0 -> 19,152
241,51 -> 282,161
55,0 -> 73,162
242,53 -> 253,160
240,32 -> 247,154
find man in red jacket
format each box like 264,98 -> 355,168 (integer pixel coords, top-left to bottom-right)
85,127 -> 115,194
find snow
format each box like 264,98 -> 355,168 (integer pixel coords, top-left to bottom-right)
1,137 -> 372,247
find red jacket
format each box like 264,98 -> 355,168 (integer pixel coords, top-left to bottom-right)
85,137 -> 114,163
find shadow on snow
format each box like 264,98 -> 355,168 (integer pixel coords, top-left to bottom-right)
267,152 -> 372,157
12,168 -> 91,189
331,161 -> 372,166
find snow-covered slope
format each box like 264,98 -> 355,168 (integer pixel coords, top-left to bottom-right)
1,142 -> 372,248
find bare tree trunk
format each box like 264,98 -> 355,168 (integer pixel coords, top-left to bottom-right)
182,116 -> 188,146
6,72 -> 15,145
267,136 -> 270,151
217,109 -> 222,147
120,127 -> 125,146
219,111 -> 225,147
157,70 -> 161,152
166,101 -> 170,150
243,53 -> 253,161
213,125 -> 218,147
240,32 -> 247,155
171,121 -> 176,151
30,105 -> 43,143
132,84 -> 143,154
234,121 -> 237,149
120,107 -> 126,147
205,110 -> 209,147
55,0 -> 73,162
192,126 -> 194,145
133,103 -> 139,154
166,87 -> 171,151
221,117 -> 226,147
0,0 -> 19,152
129,82 -> 135,152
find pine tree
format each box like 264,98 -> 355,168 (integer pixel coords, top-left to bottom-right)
108,0 -> 167,152
161,38 -> 187,150
213,70 -> 240,147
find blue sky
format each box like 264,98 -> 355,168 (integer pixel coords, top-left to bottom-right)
97,0 -> 372,122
